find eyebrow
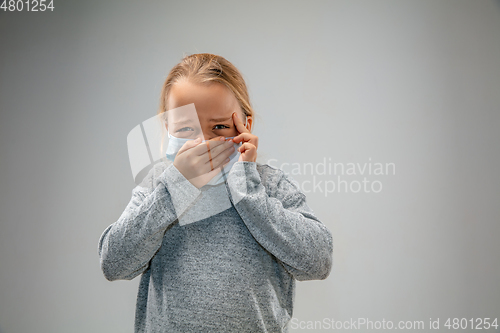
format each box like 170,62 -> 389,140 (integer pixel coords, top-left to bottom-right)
172,119 -> 195,126
208,117 -> 232,123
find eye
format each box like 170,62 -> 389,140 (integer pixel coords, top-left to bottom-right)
213,124 -> 229,130
176,127 -> 194,133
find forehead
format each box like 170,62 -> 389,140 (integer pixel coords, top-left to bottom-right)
165,103 -> 198,125
167,80 -> 239,122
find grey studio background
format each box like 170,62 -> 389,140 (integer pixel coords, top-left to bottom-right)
1,0 -> 499,332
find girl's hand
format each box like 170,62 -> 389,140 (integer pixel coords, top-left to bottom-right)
231,112 -> 258,163
173,136 -> 235,188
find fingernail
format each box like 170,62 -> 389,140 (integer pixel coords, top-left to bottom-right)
195,138 -> 201,143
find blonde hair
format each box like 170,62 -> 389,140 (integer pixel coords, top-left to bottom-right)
158,53 -> 254,123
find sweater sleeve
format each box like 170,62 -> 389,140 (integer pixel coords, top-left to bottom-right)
226,161 -> 333,281
98,163 -> 202,281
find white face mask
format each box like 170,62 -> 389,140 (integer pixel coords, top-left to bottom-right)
165,132 -> 243,185
165,133 -> 192,162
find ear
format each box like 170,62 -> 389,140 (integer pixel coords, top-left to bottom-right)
245,116 -> 253,132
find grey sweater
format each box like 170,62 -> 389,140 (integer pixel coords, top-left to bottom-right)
98,161 -> 333,332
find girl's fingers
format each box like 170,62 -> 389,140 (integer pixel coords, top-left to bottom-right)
203,139 -> 234,160
210,144 -> 234,169
232,112 -> 249,134
238,142 -> 257,162
239,142 -> 252,152
232,132 -> 258,149
177,137 -> 230,173
185,136 -> 226,156
176,137 -> 203,156
191,139 -> 234,170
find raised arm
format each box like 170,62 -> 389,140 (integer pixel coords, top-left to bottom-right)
97,163 -> 201,281
226,162 -> 333,281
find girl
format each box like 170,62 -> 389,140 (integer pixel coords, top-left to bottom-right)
98,53 -> 333,333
